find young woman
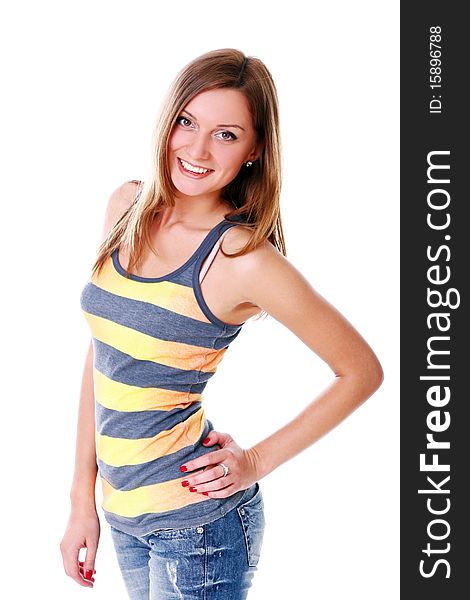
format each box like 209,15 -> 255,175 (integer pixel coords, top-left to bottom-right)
60,48 -> 384,599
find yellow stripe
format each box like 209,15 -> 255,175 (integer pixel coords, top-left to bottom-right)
83,312 -> 226,372
96,407 -> 205,467
92,257 -> 210,322
93,368 -> 202,411
100,474 -> 210,517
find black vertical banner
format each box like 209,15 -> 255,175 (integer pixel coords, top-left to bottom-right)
401,3 -> 469,598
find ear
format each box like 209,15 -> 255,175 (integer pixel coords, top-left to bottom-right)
248,139 -> 264,163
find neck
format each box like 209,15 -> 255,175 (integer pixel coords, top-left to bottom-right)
161,193 -> 235,228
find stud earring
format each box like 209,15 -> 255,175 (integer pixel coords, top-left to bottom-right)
245,161 -> 253,167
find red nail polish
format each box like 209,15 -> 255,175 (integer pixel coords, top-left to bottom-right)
180,465 -> 188,472
181,480 -> 190,487
85,570 -> 93,580
189,486 -> 197,492
202,492 -> 209,496
202,437 -> 210,444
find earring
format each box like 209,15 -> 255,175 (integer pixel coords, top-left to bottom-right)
245,161 -> 253,167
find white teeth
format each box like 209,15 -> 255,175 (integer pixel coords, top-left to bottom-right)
179,158 -> 211,174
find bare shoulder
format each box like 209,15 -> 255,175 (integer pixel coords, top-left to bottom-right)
222,223 -> 289,276
107,180 -> 141,218
100,180 -> 142,242
221,222 -> 342,328
220,224 -> 294,304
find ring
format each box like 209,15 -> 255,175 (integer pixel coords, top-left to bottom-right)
219,463 -> 229,478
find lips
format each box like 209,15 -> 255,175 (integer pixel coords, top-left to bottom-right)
177,157 -> 213,178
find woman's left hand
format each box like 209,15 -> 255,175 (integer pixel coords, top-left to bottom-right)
179,431 -> 260,498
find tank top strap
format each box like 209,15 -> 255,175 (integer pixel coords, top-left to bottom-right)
190,218 -> 247,329
199,227 -> 231,284
195,216 -> 246,267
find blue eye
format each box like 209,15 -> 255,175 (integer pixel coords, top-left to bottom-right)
176,116 -> 192,127
218,131 -> 238,141
176,116 -> 237,141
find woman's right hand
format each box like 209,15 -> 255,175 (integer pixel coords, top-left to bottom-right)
60,509 -> 100,587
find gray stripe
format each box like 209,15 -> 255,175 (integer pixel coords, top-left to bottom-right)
93,339 -> 210,393
95,400 -> 203,439
97,427 -> 221,490
81,282 -> 237,348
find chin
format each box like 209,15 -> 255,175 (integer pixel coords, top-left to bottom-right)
170,178 -> 207,198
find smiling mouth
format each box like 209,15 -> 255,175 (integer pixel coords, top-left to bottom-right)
178,157 -> 214,175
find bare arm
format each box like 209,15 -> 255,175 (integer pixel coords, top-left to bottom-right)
241,241 -> 384,479
69,339 -> 98,512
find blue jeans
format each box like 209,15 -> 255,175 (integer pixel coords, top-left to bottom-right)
109,482 -> 266,600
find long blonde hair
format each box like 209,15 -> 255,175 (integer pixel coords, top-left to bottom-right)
91,48 -> 286,319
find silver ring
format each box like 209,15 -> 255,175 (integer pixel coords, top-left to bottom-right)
219,463 -> 229,478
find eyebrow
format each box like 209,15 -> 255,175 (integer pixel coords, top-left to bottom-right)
181,109 -> 246,132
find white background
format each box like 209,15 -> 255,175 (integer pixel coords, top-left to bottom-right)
0,1 -> 399,598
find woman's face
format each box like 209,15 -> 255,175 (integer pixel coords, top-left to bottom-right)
168,88 -> 262,203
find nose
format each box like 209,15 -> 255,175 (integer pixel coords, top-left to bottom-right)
187,132 -> 211,161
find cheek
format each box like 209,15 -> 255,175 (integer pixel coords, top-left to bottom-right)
169,128 -> 187,149
218,147 -> 246,171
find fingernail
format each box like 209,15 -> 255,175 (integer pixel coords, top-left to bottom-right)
181,480 -> 190,487
202,437 -> 210,444
189,486 -> 197,492
202,492 -> 209,496
180,465 -> 188,472
85,570 -> 93,580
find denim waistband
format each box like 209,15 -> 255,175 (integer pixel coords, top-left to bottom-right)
236,481 -> 260,506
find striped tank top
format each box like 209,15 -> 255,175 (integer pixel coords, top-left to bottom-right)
79,189 -> 248,537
